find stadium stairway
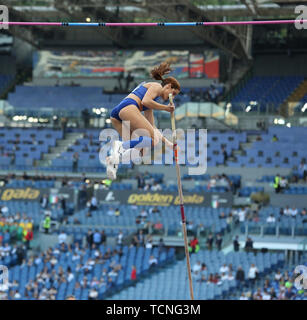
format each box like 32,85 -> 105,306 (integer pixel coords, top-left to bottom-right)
107,256 -> 180,300
226,133 -> 258,168
280,79 -> 307,117
108,250 -> 285,300
36,132 -> 84,167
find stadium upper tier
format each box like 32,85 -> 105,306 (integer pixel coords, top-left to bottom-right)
231,76 -> 305,112
6,85 -> 223,113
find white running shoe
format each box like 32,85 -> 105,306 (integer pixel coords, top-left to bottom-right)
112,140 -> 124,160
106,141 -> 124,180
106,156 -> 118,180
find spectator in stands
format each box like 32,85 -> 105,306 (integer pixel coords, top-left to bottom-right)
233,236 -> 240,252
300,209 -> 307,223
151,182 -> 161,192
272,134 -> 279,142
220,264 -> 229,274
90,196 -> 98,212
81,108 -> 90,128
274,174 -> 281,193
289,206 -> 298,218
198,223 -> 206,237
216,234 -> 223,251
158,238 -> 165,253
131,234 -> 139,247
72,152 -> 79,173
280,176 -> 288,192
150,206 -> 160,215
206,233 -> 214,251
220,272 -> 228,282
253,288 -> 262,300
107,207 -> 115,216
239,293 -> 249,300
58,231 -> 67,244
139,209 -> 148,219
207,274 -> 215,284
300,208 -> 307,217
149,255 -> 158,269
228,272 -> 235,281
221,147 -> 228,165
278,288 -> 286,300
137,230 -> 145,247
298,160 -> 307,182
266,214 -> 276,224
86,229 -> 93,248
93,230 -> 102,246
114,208 -> 120,218
186,220 -> 196,236
245,237 -> 253,252
192,261 -> 202,274
283,206 -> 291,216
285,287 -> 295,300
153,221 -> 164,235
116,230 -> 124,247
208,175 -> 217,189
88,288 -> 98,300
200,264 -> 208,280
235,266 -> 245,289
140,219 -> 151,234
274,270 -> 283,281
136,174 -> 145,189
131,265 -> 137,282
145,235 -> 153,249
40,194 -> 49,209
43,214 -> 51,234
1,205 -> 9,215
24,228 -> 33,249
189,236 -> 199,254
16,245 -> 26,265
248,264 -> 259,287
238,207 -> 246,223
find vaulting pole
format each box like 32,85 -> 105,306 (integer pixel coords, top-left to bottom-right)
169,93 -> 194,300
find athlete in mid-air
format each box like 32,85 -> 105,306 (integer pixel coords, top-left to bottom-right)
106,62 -> 180,179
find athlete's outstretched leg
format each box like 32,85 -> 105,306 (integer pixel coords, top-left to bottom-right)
107,105 -> 171,179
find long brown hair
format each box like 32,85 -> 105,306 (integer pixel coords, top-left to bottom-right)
150,62 -> 181,91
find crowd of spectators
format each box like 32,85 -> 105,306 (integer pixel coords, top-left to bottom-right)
1,242 -> 126,300
207,174 -> 236,193
239,269 -> 306,300
0,212 -> 34,247
191,259 -> 261,291
230,205 -> 307,225
135,172 -> 162,191
184,83 -> 223,104
205,233 -> 224,251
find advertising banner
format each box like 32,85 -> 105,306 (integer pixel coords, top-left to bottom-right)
0,187 -> 74,202
95,190 -> 233,207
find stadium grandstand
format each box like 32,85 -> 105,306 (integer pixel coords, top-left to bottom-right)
0,0 -> 306,303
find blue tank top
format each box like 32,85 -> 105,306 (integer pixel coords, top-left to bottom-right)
131,82 -> 160,111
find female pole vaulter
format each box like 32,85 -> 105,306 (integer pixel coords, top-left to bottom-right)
106,62 -> 180,179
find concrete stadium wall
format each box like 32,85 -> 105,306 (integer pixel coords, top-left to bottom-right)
137,165 -> 292,183
270,194 -> 307,208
